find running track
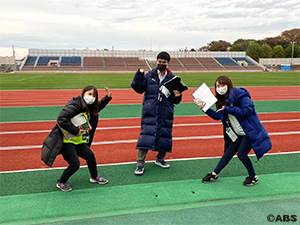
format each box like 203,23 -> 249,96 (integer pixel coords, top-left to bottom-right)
0,86 -> 299,107
0,86 -> 299,172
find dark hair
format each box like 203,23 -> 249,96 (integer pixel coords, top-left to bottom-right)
157,51 -> 171,62
81,85 -> 99,116
215,75 -> 236,109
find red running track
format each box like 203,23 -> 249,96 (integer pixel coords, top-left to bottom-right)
0,112 -> 299,172
0,86 -> 299,107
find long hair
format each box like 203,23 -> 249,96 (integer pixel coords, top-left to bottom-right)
81,85 -> 99,117
215,75 -> 236,109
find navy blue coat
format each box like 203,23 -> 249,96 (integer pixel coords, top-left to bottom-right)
206,87 -> 272,160
131,68 -> 182,152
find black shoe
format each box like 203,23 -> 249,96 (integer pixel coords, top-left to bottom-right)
243,176 -> 258,186
202,173 -> 219,183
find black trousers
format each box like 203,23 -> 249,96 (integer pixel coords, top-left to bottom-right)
59,143 -> 98,183
214,135 -> 255,177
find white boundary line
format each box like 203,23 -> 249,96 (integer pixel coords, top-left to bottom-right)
0,131 -> 299,151
0,111 -> 299,124
1,119 -> 299,135
1,151 -> 299,174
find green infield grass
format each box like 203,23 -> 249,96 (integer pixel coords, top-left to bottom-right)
0,71 -> 299,90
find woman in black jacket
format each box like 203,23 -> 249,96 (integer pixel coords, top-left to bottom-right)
56,85 -> 112,191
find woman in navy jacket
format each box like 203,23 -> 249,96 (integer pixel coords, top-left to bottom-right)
131,52 -> 182,175
198,75 -> 272,186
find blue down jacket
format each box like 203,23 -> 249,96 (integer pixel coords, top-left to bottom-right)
131,68 -> 182,152
205,87 -> 272,160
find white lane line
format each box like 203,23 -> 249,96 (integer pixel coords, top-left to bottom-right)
1,119 -> 299,135
0,131 -> 299,151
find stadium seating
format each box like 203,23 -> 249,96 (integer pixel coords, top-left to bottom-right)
214,57 -> 239,66
214,57 -> 245,70
104,57 -> 126,71
35,56 -> 59,71
60,57 -> 81,71
197,58 -> 226,70
21,56 -> 38,71
168,58 -> 187,71
83,57 -> 105,71
24,56 -> 37,66
123,57 -> 148,71
20,54 -> 262,72
232,57 -> 262,70
177,58 -> 206,71
232,57 -> 255,66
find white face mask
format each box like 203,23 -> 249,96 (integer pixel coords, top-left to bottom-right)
84,95 -> 96,105
216,86 -> 228,95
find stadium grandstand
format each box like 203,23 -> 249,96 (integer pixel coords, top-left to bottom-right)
20,49 -> 263,72
259,58 -> 300,71
0,56 -> 16,73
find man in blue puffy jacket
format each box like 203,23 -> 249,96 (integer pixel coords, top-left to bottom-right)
131,52 -> 182,175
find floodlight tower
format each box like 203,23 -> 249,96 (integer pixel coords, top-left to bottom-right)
290,41 -> 297,66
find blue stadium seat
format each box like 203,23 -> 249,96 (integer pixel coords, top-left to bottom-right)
214,57 -> 239,66
232,57 -> 256,66
37,57 -> 59,66
25,56 -> 37,66
60,57 -> 81,66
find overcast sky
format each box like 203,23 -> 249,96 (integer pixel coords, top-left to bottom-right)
0,0 -> 299,58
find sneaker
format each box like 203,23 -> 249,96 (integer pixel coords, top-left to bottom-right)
135,166 -> 144,175
202,173 -> 219,183
56,182 -> 72,192
90,175 -> 109,185
155,160 -> 170,168
243,176 -> 258,186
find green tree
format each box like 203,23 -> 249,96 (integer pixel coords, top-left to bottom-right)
261,43 -> 272,58
229,44 -> 240,51
285,44 -> 300,58
208,40 -> 231,51
246,43 -> 262,62
272,45 -> 285,58
232,39 -> 254,51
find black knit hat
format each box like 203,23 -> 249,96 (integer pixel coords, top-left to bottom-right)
157,51 -> 171,62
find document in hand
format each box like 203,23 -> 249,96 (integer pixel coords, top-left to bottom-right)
161,76 -> 188,98
71,113 -> 91,130
59,113 -> 91,140
192,83 -> 217,112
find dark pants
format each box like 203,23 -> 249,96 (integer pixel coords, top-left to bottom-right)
214,135 -> 256,177
59,143 -> 98,183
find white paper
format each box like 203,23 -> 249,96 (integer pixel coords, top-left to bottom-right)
192,83 -> 217,112
71,113 -> 87,127
59,113 -> 91,140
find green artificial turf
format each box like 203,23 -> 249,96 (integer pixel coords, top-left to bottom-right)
0,100 -> 299,122
1,72 -> 299,90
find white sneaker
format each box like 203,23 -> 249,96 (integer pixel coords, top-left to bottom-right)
155,160 -> 170,168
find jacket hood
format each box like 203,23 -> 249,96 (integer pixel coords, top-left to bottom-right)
227,87 -> 251,104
